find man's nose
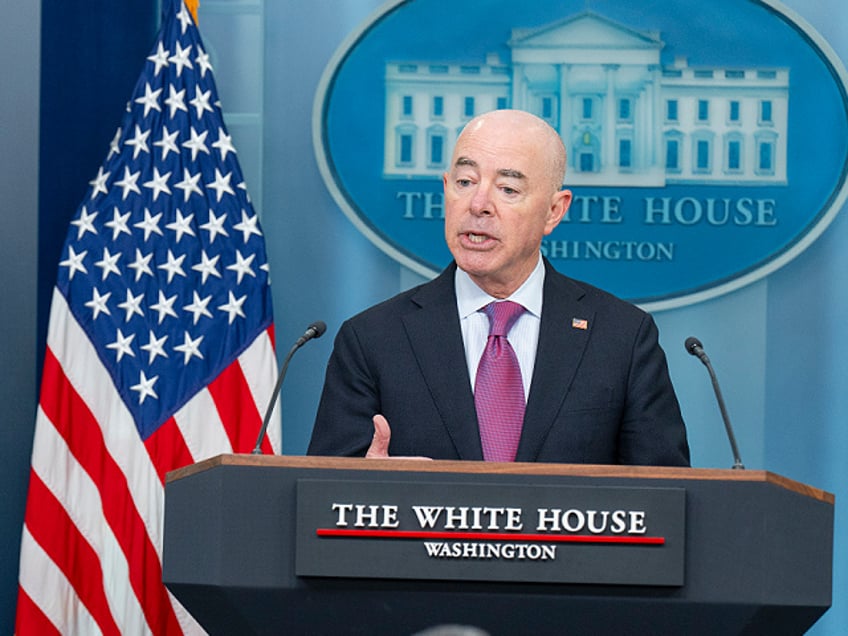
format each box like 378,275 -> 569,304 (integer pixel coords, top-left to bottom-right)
469,184 -> 493,215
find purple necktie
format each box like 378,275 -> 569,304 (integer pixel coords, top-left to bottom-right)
475,301 -> 526,462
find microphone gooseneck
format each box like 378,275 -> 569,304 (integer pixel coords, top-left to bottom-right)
252,321 -> 327,455
685,336 -> 745,470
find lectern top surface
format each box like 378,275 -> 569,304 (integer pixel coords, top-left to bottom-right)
166,454 -> 834,505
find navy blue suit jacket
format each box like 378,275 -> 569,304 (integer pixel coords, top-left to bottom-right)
308,260 -> 690,466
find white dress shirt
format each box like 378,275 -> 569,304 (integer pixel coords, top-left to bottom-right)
455,256 -> 545,401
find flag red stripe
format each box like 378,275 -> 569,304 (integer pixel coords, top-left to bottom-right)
144,416 -> 195,485
15,586 -> 62,636
207,359 -> 267,454
38,346 -> 182,635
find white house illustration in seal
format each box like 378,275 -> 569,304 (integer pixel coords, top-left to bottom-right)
383,11 -> 789,188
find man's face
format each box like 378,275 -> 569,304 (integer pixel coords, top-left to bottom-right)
443,116 -> 571,298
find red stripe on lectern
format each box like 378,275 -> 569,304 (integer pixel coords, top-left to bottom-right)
315,529 -> 665,545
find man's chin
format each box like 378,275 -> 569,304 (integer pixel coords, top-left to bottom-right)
453,253 -> 494,277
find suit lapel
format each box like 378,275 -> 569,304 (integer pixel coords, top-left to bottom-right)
516,264 -> 593,462
402,265 -> 484,460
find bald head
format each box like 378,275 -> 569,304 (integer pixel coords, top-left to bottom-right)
443,108 -> 573,298
455,110 -> 567,195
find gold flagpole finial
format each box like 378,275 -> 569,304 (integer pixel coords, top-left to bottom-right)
185,0 -> 199,24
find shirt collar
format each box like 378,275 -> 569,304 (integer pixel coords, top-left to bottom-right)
455,255 -> 545,320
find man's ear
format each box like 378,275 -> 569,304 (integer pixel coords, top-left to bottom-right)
544,188 -> 572,235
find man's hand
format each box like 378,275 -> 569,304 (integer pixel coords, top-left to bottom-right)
365,414 -> 432,460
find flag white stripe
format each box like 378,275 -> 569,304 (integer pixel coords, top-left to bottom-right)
173,386 -> 234,460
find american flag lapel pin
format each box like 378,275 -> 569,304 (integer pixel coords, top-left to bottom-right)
572,317 -> 589,330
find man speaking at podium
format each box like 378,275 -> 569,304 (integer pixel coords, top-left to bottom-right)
308,109 -> 690,467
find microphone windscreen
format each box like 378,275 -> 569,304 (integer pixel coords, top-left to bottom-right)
309,321 -> 327,338
684,336 -> 703,355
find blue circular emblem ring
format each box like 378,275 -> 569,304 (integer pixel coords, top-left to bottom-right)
313,0 -> 848,310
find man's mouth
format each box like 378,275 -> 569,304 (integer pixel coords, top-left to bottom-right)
466,232 -> 491,244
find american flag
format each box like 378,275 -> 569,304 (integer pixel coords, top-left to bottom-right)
16,0 -> 278,633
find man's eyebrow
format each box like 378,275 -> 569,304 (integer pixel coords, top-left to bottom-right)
454,157 -> 526,180
498,168 -> 526,180
454,156 -> 477,169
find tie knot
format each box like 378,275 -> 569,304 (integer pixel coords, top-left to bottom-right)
483,301 -> 525,337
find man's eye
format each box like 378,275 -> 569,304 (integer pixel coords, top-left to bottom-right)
456,179 -> 472,187
502,186 -> 517,195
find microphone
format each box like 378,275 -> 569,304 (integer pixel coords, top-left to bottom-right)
684,337 -> 744,470
252,320 -> 327,454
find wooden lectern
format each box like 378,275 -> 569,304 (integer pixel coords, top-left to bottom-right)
163,455 -> 833,635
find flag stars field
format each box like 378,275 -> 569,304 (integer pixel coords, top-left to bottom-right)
54,0 -> 267,412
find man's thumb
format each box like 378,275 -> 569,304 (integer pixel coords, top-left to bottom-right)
366,414 -> 391,458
